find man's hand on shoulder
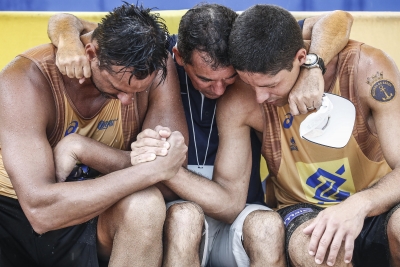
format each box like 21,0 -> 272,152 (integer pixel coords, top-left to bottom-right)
288,67 -> 324,115
56,35 -> 91,84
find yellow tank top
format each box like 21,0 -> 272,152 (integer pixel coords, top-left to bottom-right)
0,44 -> 141,199
261,41 -> 392,209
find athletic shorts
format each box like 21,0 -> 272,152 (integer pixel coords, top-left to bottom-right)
278,202 -> 400,267
0,195 -> 99,267
167,200 -> 271,267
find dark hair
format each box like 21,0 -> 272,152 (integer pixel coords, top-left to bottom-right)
92,2 -> 169,83
177,3 -> 237,70
229,4 -> 305,75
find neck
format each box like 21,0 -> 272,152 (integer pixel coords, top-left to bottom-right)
62,75 -> 108,118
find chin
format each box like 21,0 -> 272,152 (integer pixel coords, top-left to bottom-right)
205,94 -> 220,100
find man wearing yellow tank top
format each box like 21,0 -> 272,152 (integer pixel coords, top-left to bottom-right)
220,4 -> 400,267
0,3 -> 188,267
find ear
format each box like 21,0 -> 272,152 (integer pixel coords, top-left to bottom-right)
296,48 -> 308,66
85,42 -> 98,62
172,46 -> 184,66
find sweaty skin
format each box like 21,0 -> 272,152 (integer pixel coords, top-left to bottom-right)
0,25 -> 188,267
46,9 -> 354,267
222,41 -> 400,266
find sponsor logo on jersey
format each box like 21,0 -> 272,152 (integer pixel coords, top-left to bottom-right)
290,137 -> 298,151
296,158 -> 356,206
283,113 -> 294,129
64,121 -> 79,136
97,119 -> 118,130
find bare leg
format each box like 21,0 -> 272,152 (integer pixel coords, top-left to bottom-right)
288,220 -> 351,267
97,186 -> 166,267
163,202 -> 204,267
242,210 -> 286,267
387,208 -> 400,266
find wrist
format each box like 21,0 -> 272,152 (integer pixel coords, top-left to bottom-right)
57,33 -> 83,49
302,53 -> 326,74
346,192 -> 373,217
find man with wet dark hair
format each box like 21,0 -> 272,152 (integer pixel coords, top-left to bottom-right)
48,3 -> 353,266
0,3 -> 188,267
224,4 -> 400,267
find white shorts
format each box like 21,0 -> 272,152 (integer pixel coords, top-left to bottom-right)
166,200 -> 271,267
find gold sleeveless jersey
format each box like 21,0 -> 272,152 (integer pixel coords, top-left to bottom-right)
0,44 -> 141,199
261,41 -> 392,209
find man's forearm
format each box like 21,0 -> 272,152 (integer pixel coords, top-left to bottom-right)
48,13 -> 84,47
163,167 -> 246,223
306,10 -> 353,64
356,168 -> 400,217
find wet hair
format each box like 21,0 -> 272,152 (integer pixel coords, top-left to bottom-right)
229,4 -> 305,75
92,2 -> 169,83
177,3 -> 237,69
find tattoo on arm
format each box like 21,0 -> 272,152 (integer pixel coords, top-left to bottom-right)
366,71 -> 395,102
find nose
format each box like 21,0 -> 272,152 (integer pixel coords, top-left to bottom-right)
117,92 -> 134,106
212,81 -> 226,97
254,87 -> 269,104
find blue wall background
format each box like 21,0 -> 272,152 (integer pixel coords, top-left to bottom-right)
1,0 -> 400,11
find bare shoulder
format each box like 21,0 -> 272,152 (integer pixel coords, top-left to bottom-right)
0,56 -> 56,135
357,44 -> 400,110
217,78 -> 263,131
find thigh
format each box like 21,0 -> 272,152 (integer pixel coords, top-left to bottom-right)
277,203 -> 323,266
0,195 -> 98,267
352,203 -> 400,267
207,204 -> 271,267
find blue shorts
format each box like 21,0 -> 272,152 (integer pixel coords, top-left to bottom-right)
0,195 -> 99,267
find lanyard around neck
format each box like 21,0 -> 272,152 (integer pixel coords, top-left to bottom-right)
185,73 -> 216,168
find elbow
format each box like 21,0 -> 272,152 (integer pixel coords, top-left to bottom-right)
21,195 -> 57,234
25,207 -> 54,235
333,10 -> 354,35
215,201 -> 246,224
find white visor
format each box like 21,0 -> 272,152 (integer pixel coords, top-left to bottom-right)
299,93 -> 356,148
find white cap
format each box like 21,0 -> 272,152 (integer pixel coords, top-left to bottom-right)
299,93 -> 355,148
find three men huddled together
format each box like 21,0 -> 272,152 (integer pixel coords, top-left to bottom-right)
0,2 -> 399,267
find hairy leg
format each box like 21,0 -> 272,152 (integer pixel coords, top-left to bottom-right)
288,219 -> 351,267
163,202 -> 204,267
242,210 -> 286,267
387,208 -> 400,266
97,186 -> 166,267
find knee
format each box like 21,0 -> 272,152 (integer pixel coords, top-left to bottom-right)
288,220 -> 348,267
116,186 -> 166,226
243,210 -> 284,243
288,221 -> 312,266
166,202 -> 204,230
387,206 -> 400,257
387,207 -> 400,239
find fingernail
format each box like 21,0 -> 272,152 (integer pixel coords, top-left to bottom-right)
309,250 -> 315,256
327,261 -> 333,266
315,259 -> 322,264
345,260 -> 350,264
164,142 -> 170,148
161,149 -> 167,154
